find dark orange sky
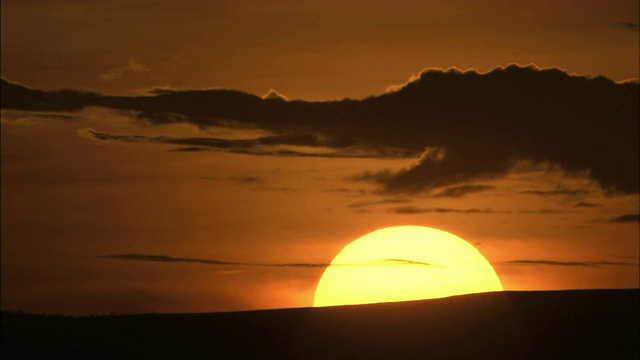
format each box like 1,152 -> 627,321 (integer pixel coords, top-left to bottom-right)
2,0 -> 638,100
1,0 -> 638,314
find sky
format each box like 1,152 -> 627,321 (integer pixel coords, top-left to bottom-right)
1,0 -> 638,315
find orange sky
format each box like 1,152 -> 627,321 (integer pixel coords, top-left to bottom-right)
1,0 -> 638,314
2,0 -> 638,100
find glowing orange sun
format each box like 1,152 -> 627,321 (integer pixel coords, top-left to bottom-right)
314,225 -> 503,307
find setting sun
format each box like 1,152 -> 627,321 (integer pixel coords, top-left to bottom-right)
314,226 -> 503,307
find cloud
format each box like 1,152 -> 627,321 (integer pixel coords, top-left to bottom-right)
346,198 -> 412,209
351,147 -> 513,194
518,209 -> 569,214
390,206 -> 497,214
77,128 -> 415,159
431,184 -> 495,198
322,188 -> 368,196
520,189 -> 590,197
1,77 -> 99,111
99,58 -> 150,81
169,147 -> 211,152
618,22 -> 640,31
1,110 -> 77,122
346,169 -> 395,184
228,176 -> 263,184
504,259 -> 638,267
618,78 -> 640,85
99,253 -> 435,267
574,201 -> 599,208
262,89 -> 288,101
608,214 -> 640,223
384,73 -> 421,93
3,64 -> 638,193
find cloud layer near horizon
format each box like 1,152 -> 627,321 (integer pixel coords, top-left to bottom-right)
101,254 -> 639,269
3,64 -> 638,194
99,254 -> 435,267
504,259 -> 638,267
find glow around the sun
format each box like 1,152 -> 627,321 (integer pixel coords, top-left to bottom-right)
313,226 -> 503,307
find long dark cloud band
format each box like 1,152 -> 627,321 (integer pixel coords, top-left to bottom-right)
3,64 -> 638,193
503,259 -> 638,267
101,254 -> 638,269
99,254 -> 434,267
77,128 -> 418,159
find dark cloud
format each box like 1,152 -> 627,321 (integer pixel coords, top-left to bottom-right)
346,198 -> 412,209
431,184 -> 495,198
520,189 -> 590,197
390,206 -> 431,214
345,169 -> 395,185
390,206 -> 496,214
3,64 -> 638,193
618,22 -> 640,30
0,110 -> 77,122
504,259 -> 638,267
100,253 -> 327,268
228,176 -> 263,184
574,201 -> 599,208
169,147 -> 210,152
348,66 -> 637,194
1,78 -> 100,112
619,78 -> 640,85
260,187 -> 299,193
99,254 -> 434,267
518,209 -> 569,214
77,128 -> 412,159
608,214 -> 640,223
382,259 -> 436,267
355,147 -> 513,194
322,188 -> 368,196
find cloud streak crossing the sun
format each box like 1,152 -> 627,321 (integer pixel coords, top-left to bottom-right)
99,254 -> 435,267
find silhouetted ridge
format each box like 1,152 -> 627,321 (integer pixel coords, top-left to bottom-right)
2,289 -> 638,359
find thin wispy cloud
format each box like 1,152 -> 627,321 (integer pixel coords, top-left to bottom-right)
99,253 -> 436,267
76,128 -> 415,159
346,198 -> 412,209
517,209 -> 570,214
390,206 -> 498,214
228,176 -> 263,184
99,58 -> 150,81
169,147 -> 211,152
504,259 -> 638,267
430,185 -> 496,198
520,189 -> 589,197
574,201 -> 599,208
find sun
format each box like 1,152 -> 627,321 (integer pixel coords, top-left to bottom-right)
313,225 -> 502,307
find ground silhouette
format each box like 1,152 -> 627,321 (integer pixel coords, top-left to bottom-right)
2,289 -> 638,359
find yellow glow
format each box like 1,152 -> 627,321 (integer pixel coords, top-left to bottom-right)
314,226 -> 503,307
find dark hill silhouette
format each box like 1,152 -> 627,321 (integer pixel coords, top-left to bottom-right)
2,289 -> 638,359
